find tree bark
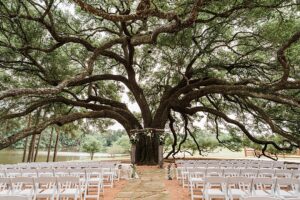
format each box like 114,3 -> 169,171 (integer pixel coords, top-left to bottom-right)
47,127 -> 54,162
27,134 -> 36,162
135,131 -> 160,165
22,115 -> 32,162
34,134 -> 41,162
22,137 -> 28,163
53,127 -> 60,162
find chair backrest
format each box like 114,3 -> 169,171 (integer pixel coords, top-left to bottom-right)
223,168 -> 240,177
35,176 -> 57,190
54,169 -> 70,177
272,162 -> 285,169
227,176 -> 252,192
189,168 -> 206,179
37,169 -> 54,177
205,176 -> 227,190
206,168 -> 223,176
69,169 -> 86,178
57,176 -> 81,191
5,169 -> 21,178
274,169 -> 293,178
21,169 -> 38,177
35,176 -> 57,184
292,170 -> 300,179
241,169 -> 258,177
276,178 -> 299,191
11,177 -> 35,192
258,169 -> 274,178
0,177 -> 11,191
252,177 -> 275,192
57,176 -> 80,185
285,164 -> 300,170
0,196 -> 30,200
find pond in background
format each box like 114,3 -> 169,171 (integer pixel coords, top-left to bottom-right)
0,149 -> 128,164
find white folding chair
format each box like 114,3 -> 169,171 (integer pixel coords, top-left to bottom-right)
251,177 -> 275,197
0,177 -> 11,195
204,176 -> 227,200
11,177 -> 36,200
227,176 -> 252,200
189,168 -> 206,200
275,178 -> 300,198
102,167 -> 114,188
85,168 -> 103,194
35,176 -> 57,200
57,176 -> 83,200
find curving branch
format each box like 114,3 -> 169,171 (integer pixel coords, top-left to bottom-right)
0,110 -> 133,150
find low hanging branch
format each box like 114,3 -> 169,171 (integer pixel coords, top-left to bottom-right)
165,111 -> 178,159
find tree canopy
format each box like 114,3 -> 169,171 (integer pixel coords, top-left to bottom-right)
0,0 -> 299,160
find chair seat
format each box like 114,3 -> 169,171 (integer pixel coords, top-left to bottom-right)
36,189 -> 56,197
60,188 -> 80,196
14,189 -> 34,196
207,189 -> 226,197
230,189 -> 249,197
0,190 -> 10,195
277,189 -> 299,198
252,190 -> 272,196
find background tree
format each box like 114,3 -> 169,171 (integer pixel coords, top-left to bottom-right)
0,0 -> 299,164
81,135 -> 104,160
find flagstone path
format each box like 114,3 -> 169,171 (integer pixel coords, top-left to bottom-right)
113,165 -> 189,200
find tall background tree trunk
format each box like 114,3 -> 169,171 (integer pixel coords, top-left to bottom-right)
53,127 -> 60,162
47,127 -> 54,162
22,115 -> 31,162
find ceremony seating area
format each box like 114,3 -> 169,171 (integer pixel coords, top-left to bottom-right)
0,161 -> 130,200
175,159 -> 300,200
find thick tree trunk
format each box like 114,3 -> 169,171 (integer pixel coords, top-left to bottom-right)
47,127 -> 54,162
135,132 -> 160,165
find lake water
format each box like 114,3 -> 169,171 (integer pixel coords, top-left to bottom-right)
0,149 -> 129,164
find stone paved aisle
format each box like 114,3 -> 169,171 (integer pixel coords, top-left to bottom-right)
114,166 -> 169,200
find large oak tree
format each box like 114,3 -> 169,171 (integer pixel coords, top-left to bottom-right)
0,0 -> 299,164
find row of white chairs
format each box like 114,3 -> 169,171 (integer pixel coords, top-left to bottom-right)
176,160 -> 300,170
189,176 -> 300,200
0,161 -> 121,170
0,175 -> 105,200
179,168 -> 300,188
0,167 -> 116,188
